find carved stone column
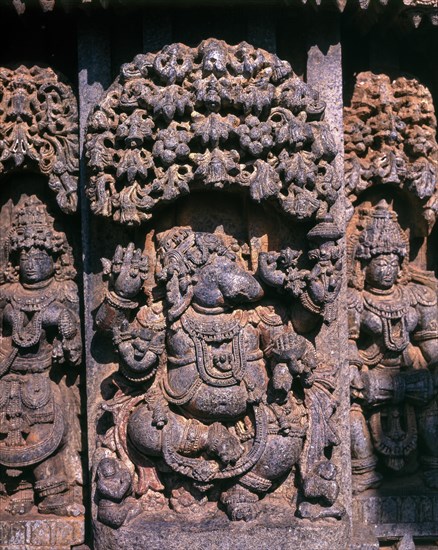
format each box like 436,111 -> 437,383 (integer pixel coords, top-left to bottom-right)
83,37 -> 351,550
0,66 -> 84,549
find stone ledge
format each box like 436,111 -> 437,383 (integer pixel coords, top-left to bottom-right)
353,493 -> 438,540
94,514 -> 350,550
0,516 -> 84,549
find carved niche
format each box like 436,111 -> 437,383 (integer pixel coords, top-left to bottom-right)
0,195 -> 83,518
86,39 -> 345,530
0,63 -> 83,550
345,73 -> 438,543
0,65 -> 79,214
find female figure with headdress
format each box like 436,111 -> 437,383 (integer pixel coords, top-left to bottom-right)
0,196 -> 83,515
348,200 -> 438,493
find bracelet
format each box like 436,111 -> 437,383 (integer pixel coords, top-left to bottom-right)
106,290 -> 138,310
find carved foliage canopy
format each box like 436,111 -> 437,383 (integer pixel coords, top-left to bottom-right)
0,65 -> 79,213
344,72 -> 438,232
85,39 -> 340,225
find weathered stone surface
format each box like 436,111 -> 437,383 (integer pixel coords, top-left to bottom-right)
0,194 -> 84,523
346,72 -> 438,548
1,7 -> 437,549
84,38 -> 349,548
94,513 -> 350,550
0,66 -> 79,214
0,517 -> 84,549
344,72 -> 438,233
0,63 -> 83,548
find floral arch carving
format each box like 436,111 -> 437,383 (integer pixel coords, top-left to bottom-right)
85,39 -> 340,227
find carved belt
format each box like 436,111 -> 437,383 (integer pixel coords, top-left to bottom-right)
369,403 -> 417,464
0,374 -> 64,467
161,403 -> 268,482
10,347 -> 53,373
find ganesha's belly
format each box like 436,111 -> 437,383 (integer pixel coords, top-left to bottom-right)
184,383 -> 249,421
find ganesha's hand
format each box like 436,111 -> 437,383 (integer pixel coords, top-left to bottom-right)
64,340 -> 82,365
246,384 -> 264,405
102,243 -> 149,300
306,265 -> 326,305
207,423 -> 244,465
258,251 -> 285,287
272,363 -> 293,396
244,374 -> 264,404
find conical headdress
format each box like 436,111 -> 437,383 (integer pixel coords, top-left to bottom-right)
8,196 -> 67,254
355,200 -> 408,261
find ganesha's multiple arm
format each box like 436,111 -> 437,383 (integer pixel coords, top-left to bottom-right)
258,218 -> 343,328
96,244 -> 165,382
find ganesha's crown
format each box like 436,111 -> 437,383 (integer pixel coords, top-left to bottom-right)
157,227 -> 195,255
355,200 -> 408,260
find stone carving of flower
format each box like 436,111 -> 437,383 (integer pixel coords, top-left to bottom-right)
117,149 -> 153,183
153,44 -> 193,85
281,186 -> 320,221
408,159 -> 437,199
86,131 -> 115,172
147,85 -> 193,123
194,75 -> 233,112
236,115 -> 273,156
234,80 -> 275,116
116,110 -> 154,148
199,39 -> 228,77
248,159 -> 281,202
191,112 -> 238,148
269,108 -> 311,150
279,79 -> 326,119
192,149 -> 240,186
152,164 -> 192,201
119,78 -> 147,109
231,41 -> 266,77
152,124 -> 191,167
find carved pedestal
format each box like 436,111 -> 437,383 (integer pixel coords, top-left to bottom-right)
94,514 -> 349,550
0,517 -> 84,550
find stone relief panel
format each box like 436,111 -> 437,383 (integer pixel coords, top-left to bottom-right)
0,193 -> 83,518
0,63 -> 83,549
348,200 -> 438,493
85,40 -> 347,540
0,65 -> 79,214
345,72 -> 438,546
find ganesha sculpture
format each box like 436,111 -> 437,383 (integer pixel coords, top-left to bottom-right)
94,227 -> 342,524
348,200 -> 438,493
0,196 -> 83,516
